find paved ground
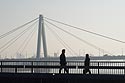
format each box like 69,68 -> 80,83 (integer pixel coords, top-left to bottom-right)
0,73 -> 125,83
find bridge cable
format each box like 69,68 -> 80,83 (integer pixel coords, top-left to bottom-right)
17,21 -> 38,53
44,17 -> 125,44
0,21 -> 38,54
0,17 -> 38,40
45,23 -> 78,56
20,25 -> 37,54
0,21 -> 37,51
45,24 -> 73,55
45,20 -> 112,55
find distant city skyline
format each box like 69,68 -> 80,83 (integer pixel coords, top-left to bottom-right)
0,0 -> 125,58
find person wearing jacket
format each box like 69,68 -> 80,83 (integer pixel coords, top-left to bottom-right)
59,49 -> 69,74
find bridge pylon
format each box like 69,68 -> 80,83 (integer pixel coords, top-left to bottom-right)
36,15 -> 48,59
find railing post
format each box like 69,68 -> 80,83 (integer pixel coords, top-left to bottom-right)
1,61 -> 2,72
124,67 -> 125,75
31,61 -> 33,73
15,67 -> 17,73
98,62 -> 99,74
124,62 -> 125,75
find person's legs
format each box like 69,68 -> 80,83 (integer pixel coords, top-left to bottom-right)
83,69 -> 87,74
64,65 -> 68,74
88,70 -> 91,74
59,66 -> 63,74
83,69 -> 85,74
85,69 -> 91,74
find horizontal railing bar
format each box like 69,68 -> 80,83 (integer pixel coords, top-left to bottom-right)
78,66 -> 125,69
0,60 -> 125,63
0,65 -> 125,69
0,65 -> 76,68
0,65 -> 24,68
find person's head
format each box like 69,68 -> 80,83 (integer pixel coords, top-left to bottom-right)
86,54 -> 89,58
62,49 -> 65,54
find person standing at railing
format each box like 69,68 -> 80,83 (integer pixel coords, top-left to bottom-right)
59,49 -> 69,74
83,54 -> 91,74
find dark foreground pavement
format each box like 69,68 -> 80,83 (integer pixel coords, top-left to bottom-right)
0,73 -> 125,83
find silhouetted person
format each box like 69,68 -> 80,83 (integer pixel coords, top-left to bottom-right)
83,54 -> 91,74
59,49 -> 69,74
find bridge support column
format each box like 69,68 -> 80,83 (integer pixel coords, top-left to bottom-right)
41,15 -> 48,58
36,14 -> 48,59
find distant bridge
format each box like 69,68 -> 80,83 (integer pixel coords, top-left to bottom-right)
0,14 -> 125,59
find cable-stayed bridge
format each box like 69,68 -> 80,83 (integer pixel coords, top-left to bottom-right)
0,15 -> 124,60
0,15 -> 125,83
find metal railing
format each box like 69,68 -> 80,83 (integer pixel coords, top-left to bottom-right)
0,60 -> 125,75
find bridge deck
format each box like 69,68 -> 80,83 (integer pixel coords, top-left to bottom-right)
0,73 -> 125,83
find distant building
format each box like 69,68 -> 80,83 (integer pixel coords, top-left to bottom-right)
16,53 -> 24,59
54,53 -> 58,57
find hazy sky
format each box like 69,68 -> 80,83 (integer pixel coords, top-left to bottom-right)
0,0 -> 125,58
